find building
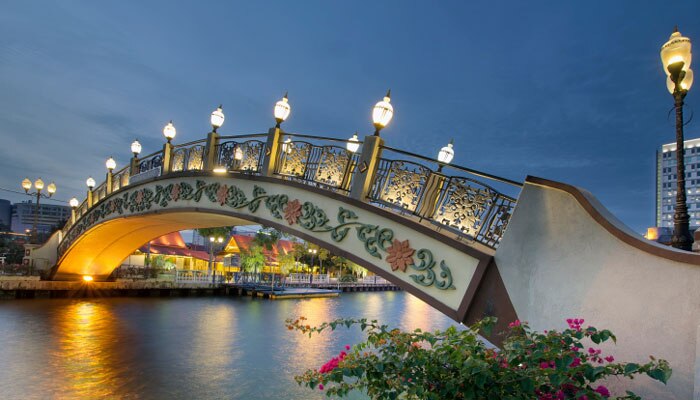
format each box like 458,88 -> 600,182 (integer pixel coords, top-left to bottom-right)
0,199 -> 11,230
656,137 -> 700,229
10,200 -> 71,234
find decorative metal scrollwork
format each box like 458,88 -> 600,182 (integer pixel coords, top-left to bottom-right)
277,142 -> 311,177
434,177 -> 496,236
378,161 -> 430,212
139,154 -> 163,173
314,146 -> 351,188
216,140 -> 264,172
187,145 -> 204,170
171,148 -> 186,172
112,170 -> 130,192
478,195 -> 516,247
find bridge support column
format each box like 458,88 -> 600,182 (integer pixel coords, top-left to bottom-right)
261,127 -> 282,177
349,134 -> 384,201
106,172 -> 113,195
203,131 -> 219,170
162,142 -> 174,175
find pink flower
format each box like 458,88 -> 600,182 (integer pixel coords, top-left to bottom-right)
570,357 -> 581,367
171,184 -> 181,201
579,396 -> 588,400
594,385 -> 610,398
345,345 -> 350,350
604,355 -> 614,363
318,384 -> 324,390
508,320 -> 521,328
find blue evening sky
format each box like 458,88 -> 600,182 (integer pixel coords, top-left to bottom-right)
0,1 -> 698,233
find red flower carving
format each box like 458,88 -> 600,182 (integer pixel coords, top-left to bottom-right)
216,184 -> 228,205
284,199 -> 302,225
135,190 -> 144,205
385,239 -> 415,272
109,201 -> 116,213
171,184 -> 181,201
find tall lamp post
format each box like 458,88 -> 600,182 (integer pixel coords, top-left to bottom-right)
661,27 -> 694,250
20,178 -> 56,243
208,236 -> 224,284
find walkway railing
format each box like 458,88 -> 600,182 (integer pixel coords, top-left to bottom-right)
60,125 -> 523,254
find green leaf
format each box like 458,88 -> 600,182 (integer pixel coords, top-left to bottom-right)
647,367 -> 672,384
624,363 -> 640,374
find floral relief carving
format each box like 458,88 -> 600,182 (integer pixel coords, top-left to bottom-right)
284,199 -> 302,225
385,239 -> 415,272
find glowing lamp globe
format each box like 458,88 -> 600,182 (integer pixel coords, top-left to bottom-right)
667,69 -> 694,93
47,182 -> 57,196
437,140 -> 455,164
163,121 -> 177,143
274,93 -> 291,126
661,28 -> 692,76
34,178 -> 44,191
86,177 -> 96,189
69,198 -> 79,208
347,133 -> 360,153
21,178 -> 32,192
131,140 -> 142,156
211,105 -> 225,131
372,90 -> 394,133
106,157 -> 116,171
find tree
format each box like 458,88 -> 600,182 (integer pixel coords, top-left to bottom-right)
318,248 -> 330,273
240,245 -> 265,274
196,226 -> 233,240
291,242 -> 307,272
253,227 -> 280,250
278,253 -> 296,275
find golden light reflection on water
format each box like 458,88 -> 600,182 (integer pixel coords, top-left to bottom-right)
191,303 -> 236,379
286,298 -> 334,366
400,293 -> 438,332
49,301 -> 124,399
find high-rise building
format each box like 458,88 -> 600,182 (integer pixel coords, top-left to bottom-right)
10,200 -> 71,234
0,199 -> 11,230
656,137 -> 700,229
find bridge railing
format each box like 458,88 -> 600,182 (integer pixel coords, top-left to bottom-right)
137,150 -> 164,175
112,165 -> 130,192
273,133 -> 362,193
214,134 -> 268,173
171,139 -> 207,172
368,146 -> 521,248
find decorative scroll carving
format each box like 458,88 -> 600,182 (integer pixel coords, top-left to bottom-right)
434,177 -> 496,236
277,142 -> 311,177
314,146 -> 350,188
378,161 -> 430,212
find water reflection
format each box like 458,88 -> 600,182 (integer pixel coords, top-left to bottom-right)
49,301 -> 125,398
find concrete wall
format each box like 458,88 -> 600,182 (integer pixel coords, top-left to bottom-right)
24,231 -> 61,271
496,177 -> 700,399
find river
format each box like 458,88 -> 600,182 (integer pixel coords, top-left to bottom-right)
0,292 -> 461,399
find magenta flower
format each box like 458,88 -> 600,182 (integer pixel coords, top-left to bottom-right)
508,319 -> 521,328
604,355 -> 614,363
594,385 -> 610,398
318,384 -> 324,390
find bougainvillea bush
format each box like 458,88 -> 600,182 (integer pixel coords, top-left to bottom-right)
286,317 -> 671,399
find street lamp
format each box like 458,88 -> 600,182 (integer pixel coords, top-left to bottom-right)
106,157 -> 116,171
69,198 -> 79,208
208,236 -> 224,283
308,248 -> 317,273
372,89 -> 394,136
163,120 -> 176,143
86,177 -> 96,189
20,177 -> 56,243
347,133 -> 360,153
436,139 -> 455,172
211,105 -> 225,132
661,27 -> 694,250
274,92 -> 291,128
131,140 -> 142,157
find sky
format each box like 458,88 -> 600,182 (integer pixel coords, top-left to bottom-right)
0,1 -> 698,234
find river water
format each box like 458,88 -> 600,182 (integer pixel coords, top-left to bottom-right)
0,292 -> 460,399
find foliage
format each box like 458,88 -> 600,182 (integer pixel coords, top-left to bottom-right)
278,252 -> 296,275
240,245 -> 265,273
287,317 -> 672,400
195,226 -> 233,240
339,275 -> 357,283
253,228 -> 280,250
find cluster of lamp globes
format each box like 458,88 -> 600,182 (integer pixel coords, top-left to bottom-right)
661,28 -> 693,94
21,178 -> 57,197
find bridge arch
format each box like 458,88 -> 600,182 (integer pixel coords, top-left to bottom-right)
51,171 -> 509,324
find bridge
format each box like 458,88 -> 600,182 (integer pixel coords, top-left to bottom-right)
25,99 -> 700,398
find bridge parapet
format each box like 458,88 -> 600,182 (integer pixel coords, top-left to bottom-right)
60,128 -> 522,252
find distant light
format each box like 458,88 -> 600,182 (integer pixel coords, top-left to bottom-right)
372,89 -> 393,135
34,178 -> 45,191
131,139 -> 142,156
274,92 -> 291,127
347,133 -> 360,153
163,120 -> 176,143
47,182 -> 57,196
82,275 -> 94,282
217,237 -> 224,243
210,236 -> 215,242
211,105 -> 225,131
69,198 -> 79,208
106,157 -> 116,171
234,146 -> 244,161
86,177 -> 96,189
213,166 -> 227,174
21,178 -> 31,192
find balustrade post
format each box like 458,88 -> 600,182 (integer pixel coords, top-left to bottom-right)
106,172 -> 113,195
203,131 -> 219,171
162,143 -> 174,175
87,189 -> 94,208
416,172 -> 447,220
70,208 -> 76,224
349,135 -> 384,201
261,127 -> 282,177
130,156 -> 140,176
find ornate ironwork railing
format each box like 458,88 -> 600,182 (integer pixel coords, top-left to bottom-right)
274,134 -> 361,192
93,182 -> 108,203
368,146 -> 521,249
112,166 -> 130,192
215,136 -> 267,173
171,140 -> 206,172
138,150 -> 164,174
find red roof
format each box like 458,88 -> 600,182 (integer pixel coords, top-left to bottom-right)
138,232 -> 217,261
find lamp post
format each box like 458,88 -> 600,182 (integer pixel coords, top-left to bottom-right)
130,139 -> 142,175
274,92 -> 291,128
69,197 -> 79,224
20,178 -> 56,243
436,139 -> 455,172
211,105 -> 225,133
661,27 -> 694,250
372,90 -> 394,136
208,236 -> 224,284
